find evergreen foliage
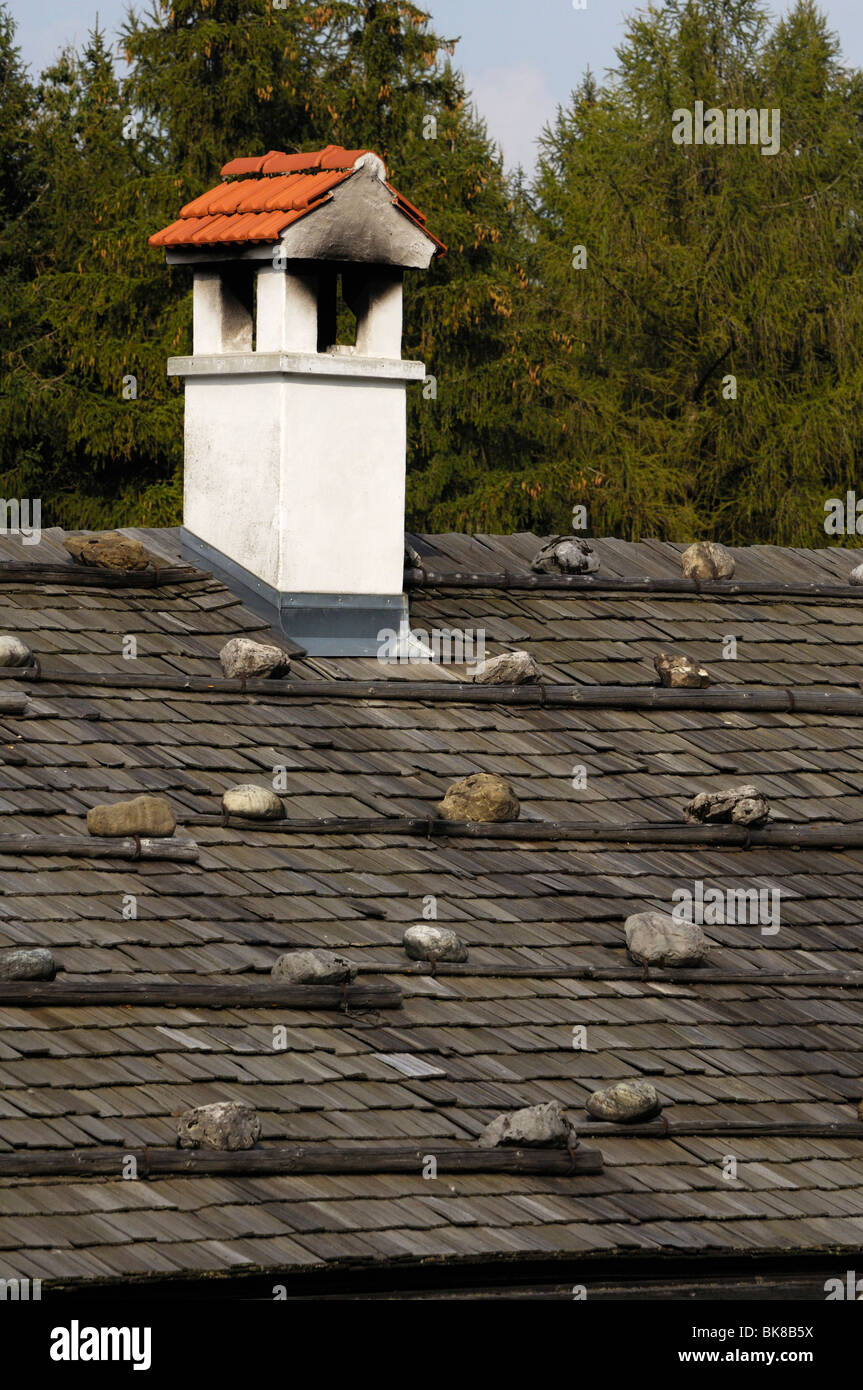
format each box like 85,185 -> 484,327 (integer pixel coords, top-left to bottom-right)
529,0 -> 863,543
0,0 -> 860,546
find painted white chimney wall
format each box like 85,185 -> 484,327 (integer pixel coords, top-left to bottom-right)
180,358 -> 415,598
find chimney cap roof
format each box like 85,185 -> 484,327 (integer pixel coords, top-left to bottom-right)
148,145 -> 446,256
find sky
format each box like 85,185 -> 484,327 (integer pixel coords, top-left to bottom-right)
9,0 -> 863,169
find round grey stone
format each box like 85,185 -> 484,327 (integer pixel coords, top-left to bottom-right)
685,784 -> 770,826
472,651 -> 541,685
586,1080 -> 661,1124
0,947 -> 55,981
681,541 -> 735,581
271,949 -> 356,985
87,794 -> 176,838
177,1101 -> 260,1151
654,651 -> 712,688
435,773 -> 519,823
222,785 -> 284,820
478,1102 -> 577,1150
219,638 -> 291,680
531,536 -> 599,575
403,925 -> 468,963
0,635 -> 32,668
624,911 -> 707,968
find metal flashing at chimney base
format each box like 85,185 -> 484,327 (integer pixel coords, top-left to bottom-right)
181,528 -> 407,656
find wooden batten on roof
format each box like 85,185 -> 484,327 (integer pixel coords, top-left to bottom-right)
0,1145 -> 604,1179
0,980 -> 403,1009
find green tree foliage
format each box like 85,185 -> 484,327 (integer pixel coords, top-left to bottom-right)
0,6 -> 38,492
0,4 -> 33,220
527,0 -> 863,544
0,25 -> 186,525
121,0 -> 322,185
1,0 -> 862,544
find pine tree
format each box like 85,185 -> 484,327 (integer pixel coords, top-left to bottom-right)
0,3 -> 33,220
0,26 -> 187,525
526,0 -> 863,545
0,5 -> 39,493
121,0 -> 324,187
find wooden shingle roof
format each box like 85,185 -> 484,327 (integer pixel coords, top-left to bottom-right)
0,526 -> 862,1295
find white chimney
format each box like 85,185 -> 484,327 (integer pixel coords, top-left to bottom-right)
150,147 -> 444,654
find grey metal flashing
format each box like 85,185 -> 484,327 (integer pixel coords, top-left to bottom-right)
180,527 -> 280,619
279,591 -> 408,656
180,528 -> 406,656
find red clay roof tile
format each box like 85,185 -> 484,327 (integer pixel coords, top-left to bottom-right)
159,214 -> 223,246
218,153 -> 272,177
149,146 -> 445,254
317,146 -> 370,170
236,174 -> 303,213
219,146 -> 365,179
181,178 -> 262,218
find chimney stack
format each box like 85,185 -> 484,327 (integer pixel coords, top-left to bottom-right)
150,147 -> 444,654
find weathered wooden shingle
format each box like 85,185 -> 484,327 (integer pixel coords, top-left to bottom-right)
0,530 -> 861,1290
